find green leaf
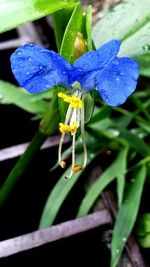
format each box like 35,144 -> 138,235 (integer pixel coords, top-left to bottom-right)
92,0 -> 150,75
77,147 -> 128,217
0,0 -> 76,34
117,173 -> 125,207
0,80 -> 49,116
85,5 -> 93,51
52,6 -> 75,52
93,0 -> 150,45
83,93 -> 94,124
60,3 -> 83,62
39,154 -> 90,229
110,165 -> 146,267
58,3 -> 84,119
116,126 -> 150,157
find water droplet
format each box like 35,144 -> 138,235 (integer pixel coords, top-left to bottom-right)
39,65 -> 43,70
45,84 -> 50,88
26,71 -> 30,75
138,133 -> 144,138
89,153 -> 94,159
131,178 -> 135,183
17,51 -> 22,55
106,150 -> 111,155
122,237 -> 127,242
28,56 -> 32,61
143,45 -> 150,51
116,249 -> 120,254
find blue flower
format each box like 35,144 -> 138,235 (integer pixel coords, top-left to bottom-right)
10,40 -> 139,178
10,40 -> 139,106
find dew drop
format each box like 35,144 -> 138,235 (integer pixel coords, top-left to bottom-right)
143,45 -> 150,51
122,237 -> 127,242
116,249 -> 120,254
17,51 -> 22,56
131,178 -> 135,183
138,133 -> 144,138
39,65 -> 43,70
26,71 -> 30,75
28,56 -> 32,61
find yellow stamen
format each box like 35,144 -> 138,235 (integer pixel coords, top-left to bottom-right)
72,164 -> 83,173
58,92 -> 82,109
60,160 -> 66,169
59,122 -> 78,134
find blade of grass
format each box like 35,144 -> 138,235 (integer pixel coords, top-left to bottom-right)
39,153 -> 95,228
77,147 -> 128,217
110,164 -> 146,267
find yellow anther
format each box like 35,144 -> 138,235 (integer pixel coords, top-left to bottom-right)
59,122 -> 78,134
70,96 -> 82,108
72,164 -> 83,173
70,123 -> 78,134
58,92 -> 65,98
58,92 -> 82,108
59,123 -> 70,133
60,160 -> 66,169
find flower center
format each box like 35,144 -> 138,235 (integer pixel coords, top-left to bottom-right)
57,90 -> 87,179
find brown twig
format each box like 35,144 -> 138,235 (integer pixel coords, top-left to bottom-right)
0,209 -> 111,258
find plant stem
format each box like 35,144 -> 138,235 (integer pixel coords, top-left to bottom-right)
0,94 -> 60,207
0,130 -> 46,208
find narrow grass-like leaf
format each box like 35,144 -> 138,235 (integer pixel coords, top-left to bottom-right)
0,80 -> 49,116
58,3 -> 84,119
0,0 -> 76,34
117,173 -> 125,207
116,126 -> 150,157
52,6 -> 74,52
85,5 -> 92,51
110,165 -> 146,267
39,153 -> 95,228
77,147 -> 128,217
60,3 -> 83,62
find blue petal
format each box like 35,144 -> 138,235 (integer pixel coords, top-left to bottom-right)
73,40 -> 120,72
95,57 -> 139,106
72,40 -> 121,90
10,44 -> 73,93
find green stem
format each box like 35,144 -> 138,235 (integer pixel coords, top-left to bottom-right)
0,94 -> 60,207
0,130 -> 46,207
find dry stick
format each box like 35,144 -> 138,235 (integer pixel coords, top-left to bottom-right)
0,210 -> 111,258
0,135 -> 69,162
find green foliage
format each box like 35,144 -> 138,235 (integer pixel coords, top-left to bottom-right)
0,80 -> 50,117
0,0 -> 150,266
93,0 -> 150,76
110,165 -> 146,267
0,0 -> 76,34
77,147 -> 128,217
